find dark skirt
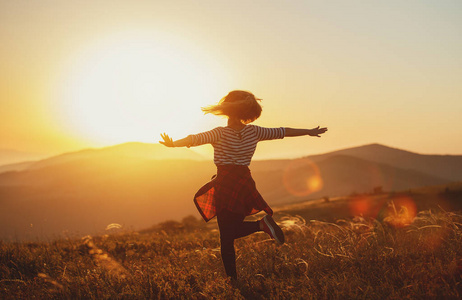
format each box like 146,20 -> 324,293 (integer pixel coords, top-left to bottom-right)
193,164 -> 273,222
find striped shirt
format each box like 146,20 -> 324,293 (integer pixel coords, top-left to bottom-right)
190,125 -> 285,166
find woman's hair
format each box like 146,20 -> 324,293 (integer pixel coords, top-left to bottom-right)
201,90 -> 262,124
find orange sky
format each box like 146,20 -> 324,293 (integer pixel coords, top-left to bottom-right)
1,0 -> 461,160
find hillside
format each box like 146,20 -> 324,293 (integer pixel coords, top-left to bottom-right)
0,149 -> 48,166
304,143 -> 462,182
0,158 -> 216,241
1,198 -> 462,299
0,161 -> 35,173
0,143 -> 458,240
28,142 -> 205,171
253,155 -> 449,205
0,143 -> 206,174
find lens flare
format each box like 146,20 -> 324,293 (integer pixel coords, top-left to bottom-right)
383,196 -> 417,228
283,159 -> 323,197
349,195 -> 388,218
349,196 -> 372,217
106,223 -> 123,230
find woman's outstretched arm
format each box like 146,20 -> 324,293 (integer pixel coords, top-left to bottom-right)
285,126 -> 328,137
159,133 -> 193,147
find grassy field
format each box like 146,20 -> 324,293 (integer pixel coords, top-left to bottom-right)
1,185 -> 462,299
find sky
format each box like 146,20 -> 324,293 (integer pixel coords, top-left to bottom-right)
0,0 -> 461,160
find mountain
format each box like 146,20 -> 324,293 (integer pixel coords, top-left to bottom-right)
0,161 -> 35,173
0,143 -> 458,241
0,157 -> 216,241
252,154 -> 450,205
0,149 -> 49,166
27,142 -> 205,171
303,143 -> 462,182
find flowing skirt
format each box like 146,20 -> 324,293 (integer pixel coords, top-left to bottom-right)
193,164 -> 273,222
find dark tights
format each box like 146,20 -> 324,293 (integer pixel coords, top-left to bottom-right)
216,210 -> 261,280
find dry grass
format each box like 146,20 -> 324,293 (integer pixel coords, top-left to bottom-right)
1,209 -> 462,299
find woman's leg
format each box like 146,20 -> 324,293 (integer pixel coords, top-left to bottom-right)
235,219 -> 261,239
216,210 -> 261,279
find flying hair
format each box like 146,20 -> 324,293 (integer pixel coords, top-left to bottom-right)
201,90 -> 262,124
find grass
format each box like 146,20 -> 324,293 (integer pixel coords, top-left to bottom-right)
1,205 -> 462,299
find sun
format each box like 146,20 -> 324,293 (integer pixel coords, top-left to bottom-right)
56,31 -> 228,146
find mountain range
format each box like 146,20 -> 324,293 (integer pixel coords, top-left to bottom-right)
0,142 -> 460,241
0,149 -> 49,167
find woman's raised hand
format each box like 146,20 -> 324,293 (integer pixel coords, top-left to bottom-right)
310,126 -> 328,137
159,133 -> 175,147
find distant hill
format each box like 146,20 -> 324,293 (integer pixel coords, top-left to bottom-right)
252,154 -> 450,205
304,143 -> 462,182
28,142 -> 205,171
0,143 -> 458,240
0,157 -> 216,241
0,161 -> 35,173
0,149 -> 49,166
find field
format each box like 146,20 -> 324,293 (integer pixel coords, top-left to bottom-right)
1,185 -> 462,299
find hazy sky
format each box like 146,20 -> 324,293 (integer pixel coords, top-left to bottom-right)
1,0 -> 461,159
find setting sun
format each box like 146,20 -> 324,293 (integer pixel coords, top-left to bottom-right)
55,31 -> 227,146
1,1 -> 462,297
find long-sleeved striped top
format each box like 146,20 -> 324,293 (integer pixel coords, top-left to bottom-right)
190,125 -> 285,166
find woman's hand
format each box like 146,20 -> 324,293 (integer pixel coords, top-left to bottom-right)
285,126 -> 328,137
159,133 -> 175,147
309,126 -> 328,137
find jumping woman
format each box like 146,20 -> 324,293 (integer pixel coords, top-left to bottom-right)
159,90 -> 327,280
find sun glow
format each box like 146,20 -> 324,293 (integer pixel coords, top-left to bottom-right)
56,32 -> 228,146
